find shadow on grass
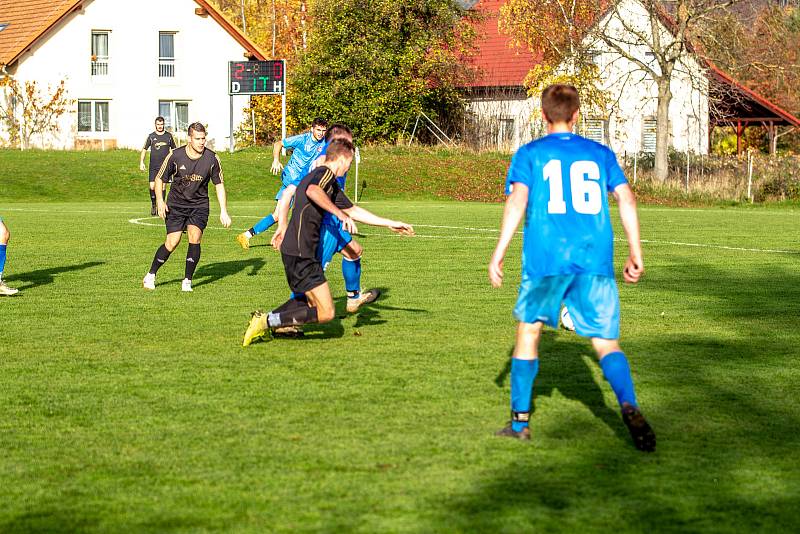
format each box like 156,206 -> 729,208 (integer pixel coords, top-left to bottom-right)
164,258 -> 266,289
494,331 -> 630,443
422,262 -> 800,532
8,261 -> 104,290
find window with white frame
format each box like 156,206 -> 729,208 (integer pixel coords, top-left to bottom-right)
159,32 -> 176,77
584,118 -> 607,145
91,31 -> 109,76
642,117 -> 657,153
77,100 -> 110,132
159,101 -> 189,133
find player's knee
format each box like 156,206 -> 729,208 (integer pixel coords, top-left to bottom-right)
342,240 -> 362,259
0,226 -> 10,243
317,306 -> 335,323
592,338 -> 621,358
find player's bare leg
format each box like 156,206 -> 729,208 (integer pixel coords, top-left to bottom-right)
593,337 -> 656,452
0,221 -> 18,296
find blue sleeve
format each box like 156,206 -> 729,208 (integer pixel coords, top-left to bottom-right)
505,146 -> 532,195
283,133 -> 307,149
605,147 -> 628,192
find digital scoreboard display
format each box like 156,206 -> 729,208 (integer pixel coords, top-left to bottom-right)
229,60 -> 285,95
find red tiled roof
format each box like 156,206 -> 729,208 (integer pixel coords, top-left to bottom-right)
0,0 -> 266,68
466,0 -> 539,88
0,0 -> 83,66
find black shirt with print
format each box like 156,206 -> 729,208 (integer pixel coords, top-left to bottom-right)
143,131 -> 176,170
281,166 -> 353,258
156,147 -> 224,208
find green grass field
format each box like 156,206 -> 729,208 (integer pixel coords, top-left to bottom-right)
1,150 -> 799,532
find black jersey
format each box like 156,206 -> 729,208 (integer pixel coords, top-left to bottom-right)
156,146 -> 224,208
143,131 -> 176,169
281,166 -> 353,258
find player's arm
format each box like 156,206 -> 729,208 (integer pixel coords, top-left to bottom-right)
140,136 -> 150,171
212,154 -> 231,228
489,183 -> 529,288
271,139 -> 285,175
153,151 -> 174,218
270,184 -> 297,250
613,183 -> 644,283
306,184 -> 357,234
343,205 -> 414,236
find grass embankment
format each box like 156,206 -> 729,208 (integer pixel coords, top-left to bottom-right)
0,146 -> 511,203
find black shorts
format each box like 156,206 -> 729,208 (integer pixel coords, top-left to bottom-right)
282,254 -> 327,294
165,205 -> 209,233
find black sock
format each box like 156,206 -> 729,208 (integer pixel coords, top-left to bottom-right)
273,297 -> 309,314
267,305 -> 318,328
185,243 -> 201,280
149,244 -> 172,274
149,189 -> 156,206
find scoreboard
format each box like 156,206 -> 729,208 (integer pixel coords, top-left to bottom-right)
229,60 -> 285,95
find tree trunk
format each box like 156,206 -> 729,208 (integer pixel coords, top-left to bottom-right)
654,79 -> 672,182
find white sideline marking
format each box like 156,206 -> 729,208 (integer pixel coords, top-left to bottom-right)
126,217 -> 800,254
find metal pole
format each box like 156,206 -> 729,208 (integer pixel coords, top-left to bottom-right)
408,115 -> 420,146
747,151 -> 753,203
281,93 -> 286,156
354,146 -> 360,203
229,95 -> 234,153
251,106 -> 256,145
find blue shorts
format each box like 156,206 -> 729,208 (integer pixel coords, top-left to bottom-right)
514,273 -> 621,339
316,215 -> 352,270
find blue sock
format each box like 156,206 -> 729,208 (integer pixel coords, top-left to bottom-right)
599,351 -> 638,408
252,214 -> 276,236
511,358 -> 539,432
0,244 -> 6,277
342,256 -> 362,298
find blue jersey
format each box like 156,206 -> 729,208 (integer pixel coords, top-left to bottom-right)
282,131 -> 325,186
505,133 -> 628,279
309,140 -> 347,188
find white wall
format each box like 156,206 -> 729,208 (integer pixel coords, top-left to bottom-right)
466,0 -> 710,155
1,0 -> 253,150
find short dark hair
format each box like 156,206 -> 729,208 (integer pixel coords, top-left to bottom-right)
326,138 -> 355,161
325,123 -> 353,142
311,117 -> 328,128
188,122 -> 206,135
541,84 -> 580,124
155,116 -> 165,123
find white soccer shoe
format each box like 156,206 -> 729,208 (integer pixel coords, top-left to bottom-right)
0,281 -> 19,296
143,273 -> 156,290
181,278 -> 193,292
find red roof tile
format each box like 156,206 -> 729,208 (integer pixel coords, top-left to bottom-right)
466,0 -> 539,88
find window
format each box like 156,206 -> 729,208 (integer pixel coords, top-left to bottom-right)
78,100 -> 110,132
584,118 -> 607,145
642,117 -> 657,153
91,31 -> 109,76
159,32 -> 176,77
159,101 -> 189,132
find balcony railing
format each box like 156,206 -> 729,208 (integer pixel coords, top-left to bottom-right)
159,59 -> 175,78
91,60 -> 108,76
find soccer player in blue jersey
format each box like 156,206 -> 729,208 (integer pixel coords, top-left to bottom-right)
271,123 -> 378,314
235,118 -> 328,249
0,217 -> 19,296
488,84 -> 655,452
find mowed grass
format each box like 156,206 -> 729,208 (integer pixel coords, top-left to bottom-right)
1,195 -> 799,532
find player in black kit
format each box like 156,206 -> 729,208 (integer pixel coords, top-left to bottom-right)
242,139 -> 414,346
140,116 -> 177,215
142,122 -> 232,292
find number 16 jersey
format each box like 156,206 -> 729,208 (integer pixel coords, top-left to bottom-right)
505,132 -> 628,279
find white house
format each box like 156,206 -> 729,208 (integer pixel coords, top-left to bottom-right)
0,0 -> 266,150
465,0 -> 799,154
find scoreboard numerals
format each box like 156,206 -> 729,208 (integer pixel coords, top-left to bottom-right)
229,60 -> 285,95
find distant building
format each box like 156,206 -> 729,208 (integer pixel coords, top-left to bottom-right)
464,0 -> 800,154
0,0 -> 266,150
